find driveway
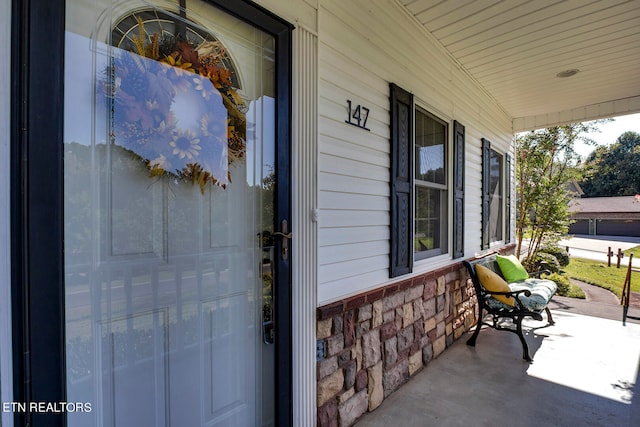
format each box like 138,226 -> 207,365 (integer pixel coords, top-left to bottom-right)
558,234 -> 640,266
558,235 -> 640,311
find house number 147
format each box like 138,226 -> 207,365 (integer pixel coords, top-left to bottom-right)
345,100 -> 370,131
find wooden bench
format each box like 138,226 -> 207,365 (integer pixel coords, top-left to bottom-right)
463,254 -> 557,362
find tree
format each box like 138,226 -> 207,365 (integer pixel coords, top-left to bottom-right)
580,131 -> 640,196
515,123 -> 600,267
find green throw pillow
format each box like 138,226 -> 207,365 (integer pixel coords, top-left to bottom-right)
496,254 -> 529,283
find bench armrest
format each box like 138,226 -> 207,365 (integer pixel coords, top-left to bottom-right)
484,288 -> 532,311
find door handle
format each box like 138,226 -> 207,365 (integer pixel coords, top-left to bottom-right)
274,220 -> 291,260
273,231 -> 292,239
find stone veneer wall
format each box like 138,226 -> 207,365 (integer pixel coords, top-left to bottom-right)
315,262 -> 477,427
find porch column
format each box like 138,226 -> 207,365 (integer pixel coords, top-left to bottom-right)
292,24 -> 319,426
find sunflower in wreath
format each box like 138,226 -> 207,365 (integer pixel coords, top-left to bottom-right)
106,18 -> 247,192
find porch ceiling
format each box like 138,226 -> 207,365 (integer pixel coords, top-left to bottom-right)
398,0 -> 640,131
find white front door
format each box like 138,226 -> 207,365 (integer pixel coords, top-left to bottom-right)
64,2 -> 285,425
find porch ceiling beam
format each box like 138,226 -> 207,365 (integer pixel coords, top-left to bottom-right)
513,95 -> 640,133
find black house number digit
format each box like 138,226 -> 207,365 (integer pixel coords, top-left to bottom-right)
346,99 -> 370,131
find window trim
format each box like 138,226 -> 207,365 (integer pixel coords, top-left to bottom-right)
413,105 -> 449,261
389,83 -> 466,278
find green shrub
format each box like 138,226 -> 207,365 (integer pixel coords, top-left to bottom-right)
543,272 -> 570,295
542,272 -> 585,299
539,246 -> 570,267
526,252 -> 561,273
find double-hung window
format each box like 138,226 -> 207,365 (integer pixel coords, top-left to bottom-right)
389,83 -> 465,277
481,138 -> 511,249
414,107 -> 448,260
489,148 -> 503,242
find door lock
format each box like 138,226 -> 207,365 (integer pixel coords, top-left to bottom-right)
273,220 -> 292,260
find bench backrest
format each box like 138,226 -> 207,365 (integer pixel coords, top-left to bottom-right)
463,255 -> 505,295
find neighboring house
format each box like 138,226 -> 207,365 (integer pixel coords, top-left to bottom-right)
1,1 -> 639,426
569,196 -> 640,237
567,181 -> 585,198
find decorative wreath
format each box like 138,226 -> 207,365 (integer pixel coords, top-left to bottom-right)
106,18 -> 246,191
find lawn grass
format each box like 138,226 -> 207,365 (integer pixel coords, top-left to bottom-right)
627,246 -> 640,260
564,251 -> 640,298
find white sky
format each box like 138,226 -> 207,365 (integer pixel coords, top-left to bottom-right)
576,112 -> 640,159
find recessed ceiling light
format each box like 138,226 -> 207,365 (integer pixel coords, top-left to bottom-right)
556,69 -> 579,78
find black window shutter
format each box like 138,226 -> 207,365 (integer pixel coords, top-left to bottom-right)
481,138 -> 491,250
389,83 -> 414,277
453,121 -> 465,259
505,153 -> 511,243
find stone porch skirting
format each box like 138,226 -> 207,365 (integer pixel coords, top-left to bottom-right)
316,262 -> 479,427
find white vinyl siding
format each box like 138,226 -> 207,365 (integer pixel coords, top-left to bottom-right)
318,49 -> 391,302
316,0 -> 514,304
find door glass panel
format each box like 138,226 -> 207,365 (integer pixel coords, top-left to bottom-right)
64,1 -> 276,425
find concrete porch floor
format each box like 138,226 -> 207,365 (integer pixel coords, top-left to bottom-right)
355,298 -> 640,427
